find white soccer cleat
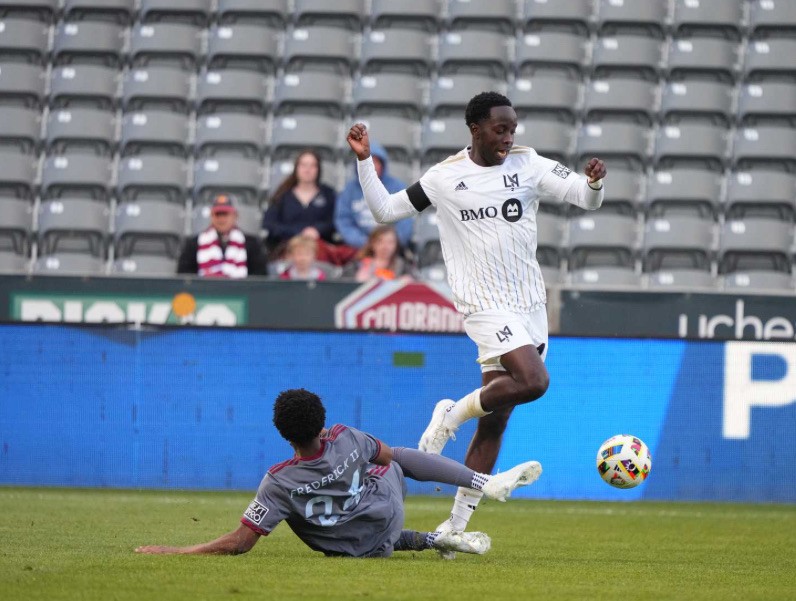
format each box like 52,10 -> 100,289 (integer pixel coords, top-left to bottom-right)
481,461 -> 543,502
433,530 -> 491,556
418,399 -> 457,454
433,518 -> 457,560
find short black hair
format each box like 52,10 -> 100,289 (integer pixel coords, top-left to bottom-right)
273,388 -> 326,446
465,91 -> 512,127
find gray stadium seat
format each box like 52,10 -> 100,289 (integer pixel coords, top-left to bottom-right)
270,114 -> 340,161
282,26 -> 356,75
643,215 -> 714,273
0,62 -> 45,108
114,200 -> 185,258
196,69 -> 268,115
207,24 -> 280,74
725,170 -> 796,222
446,0 -> 516,34
591,34 -> 662,81
0,151 -> 36,200
646,167 -> 723,219
117,155 -> 188,203
122,66 -> 190,113
120,110 -> 190,157
130,23 -> 203,71
50,64 -> 117,110
569,267 -> 641,287
217,0 -> 289,28
37,198 -> 109,257
45,107 -> 116,156
738,82 -> 796,126
354,115 -> 418,164
429,74 -> 505,118
266,157 -> 340,199
595,167 -> 644,216
743,39 -> 796,82
518,119 -> 574,165
654,123 -> 729,171
0,250 -> 27,273
360,28 -> 434,77
522,0 -> 593,35
666,37 -> 739,83
41,154 -> 113,201
438,30 -> 511,79
660,80 -> 734,126
352,73 -> 426,120
596,0 -> 667,38
719,218 -> 793,274
536,212 -> 565,272
111,255 -> 177,276
732,126 -> 796,172
0,197 -> 32,255
190,201 -> 262,237
515,31 -> 589,79
33,253 -> 106,275
0,0 -> 58,23
413,207 -> 441,268
421,117 -> 472,163
576,121 -> 650,170
273,71 -> 346,118
63,0 -> 134,25
647,269 -> 717,290
370,0 -> 441,33
568,213 -> 637,271
194,156 -> 263,205
0,105 -> 40,154
418,264 -> 450,287
139,0 -> 211,27
582,78 -> 658,126
194,112 -> 267,158
52,21 -> 124,68
749,0 -> 796,39
385,160 -> 413,187
722,271 -> 793,292
293,0 -> 365,31
510,75 -> 581,123
0,17 -> 49,64
673,0 -> 744,40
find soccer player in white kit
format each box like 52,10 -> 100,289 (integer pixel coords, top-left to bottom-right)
346,92 -> 607,547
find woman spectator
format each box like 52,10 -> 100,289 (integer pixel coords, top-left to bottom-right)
349,225 -> 407,282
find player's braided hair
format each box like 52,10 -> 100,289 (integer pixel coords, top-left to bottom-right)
273,388 -> 326,445
465,91 -> 512,126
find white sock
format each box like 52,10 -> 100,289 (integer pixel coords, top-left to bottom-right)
447,388 -> 490,428
448,487 -> 484,531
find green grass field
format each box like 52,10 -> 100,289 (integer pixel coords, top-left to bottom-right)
1,488 -> 794,601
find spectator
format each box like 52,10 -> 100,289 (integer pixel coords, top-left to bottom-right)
348,225 -> 407,282
280,235 -> 327,282
335,142 -> 412,249
177,194 -> 266,278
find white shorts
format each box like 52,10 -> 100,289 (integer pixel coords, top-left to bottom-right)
463,307 -> 549,373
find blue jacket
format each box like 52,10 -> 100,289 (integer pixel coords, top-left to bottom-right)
334,142 -> 413,248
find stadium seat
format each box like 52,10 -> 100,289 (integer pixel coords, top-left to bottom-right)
63,0 -> 134,25
582,78 -> 658,126
719,218 -> 793,274
722,271 -> 793,292
743,39 -> 796,82
385,160 -> 413,187
195,69 -> 268,115
591,34 -> 663,81
666,37 -> 739,83
0,105 -> 40,154
129,23 -> 203,71
270,114 -> 340,161
517,119 -> 573,166
0,197 -> 32,255
725,170 -> 796,222
748,0 -> 796,39
515,31 -> 589,79
194,112 -> 266,159
37,198 -> 109,257
446,0 -> 516,34
654,123 -> 729,172
536,212 -> 565,272
0,62 -> 46,108
33,253 -> 106,275
568,213 -> 637,271
645,167 -> 723,219
353,114 -> 418,164
576,121 -> 651,170
521,0 -> 593,35
111,255 -> 177,277
272,71 -> 346,118
370,0 -> 441,32
193,156 -> 263,205
120,110 -> 190,157
596,0 -> 667,38
122,66 -> 190,114
438,30 -> 510,79
117,155 -> 188,204
421,117 -> 472,163
51,64 -> 117,110
0,17 -> 49,64
139,0 -> 211,27
413,207 -> 441,268
732,126 -> 796,172
0,250 -> 27,273
590,167 -> 644,216
293,0 -> 365,31
673,0 -> 744,40
282,25 -> 356,75
41,154 -> 113,201
45,107 -> 116,156
360,28 -> 434,77
114,200 -> 185,259
647,269 -> 717,290
352,73 -> 426,120
52,21 -> 124,68
569,267 -> 640,287
737,82 -> 796,126
0,151 -> 36,200
510,75 -> 581,123
429,74 -> 505,118
207,24 -> 280,74
217,0 -> 288,28
660,80 -> 734,126
643,215 -> 714,273
191,201 -> 261,237
0,0 -> 58,23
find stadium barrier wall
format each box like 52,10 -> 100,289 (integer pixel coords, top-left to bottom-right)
1,324 -> 794,503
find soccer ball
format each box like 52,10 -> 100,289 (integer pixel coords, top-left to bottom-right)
596,435 -> 652,489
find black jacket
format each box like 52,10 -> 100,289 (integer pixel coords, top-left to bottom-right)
177,232 -> 267,276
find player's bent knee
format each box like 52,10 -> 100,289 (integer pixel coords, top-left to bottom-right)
519,371 -> 549,402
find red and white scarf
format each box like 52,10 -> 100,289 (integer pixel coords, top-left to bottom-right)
197,227 -> 248,279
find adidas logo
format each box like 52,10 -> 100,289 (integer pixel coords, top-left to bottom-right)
454,181 -> 468,191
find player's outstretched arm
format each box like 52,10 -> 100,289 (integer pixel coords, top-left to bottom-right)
135,524 -> 260,555
539,156 -> 607,211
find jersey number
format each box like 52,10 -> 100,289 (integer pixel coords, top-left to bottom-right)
304,469 -> 365,527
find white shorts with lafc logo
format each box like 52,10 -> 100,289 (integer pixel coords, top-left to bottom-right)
463,307 -> 549,373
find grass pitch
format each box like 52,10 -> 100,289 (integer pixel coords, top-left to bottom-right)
1,488 -> 794,601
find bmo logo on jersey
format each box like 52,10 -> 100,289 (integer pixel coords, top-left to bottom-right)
502,198 -> 522,223
459,199 -> 523,223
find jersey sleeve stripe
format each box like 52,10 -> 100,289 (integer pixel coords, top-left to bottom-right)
240,517 -> 270,536
406,181 -> 431,212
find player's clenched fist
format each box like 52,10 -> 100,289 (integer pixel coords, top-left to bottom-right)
584,158 -> 607,185
347,123 -> 371,161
